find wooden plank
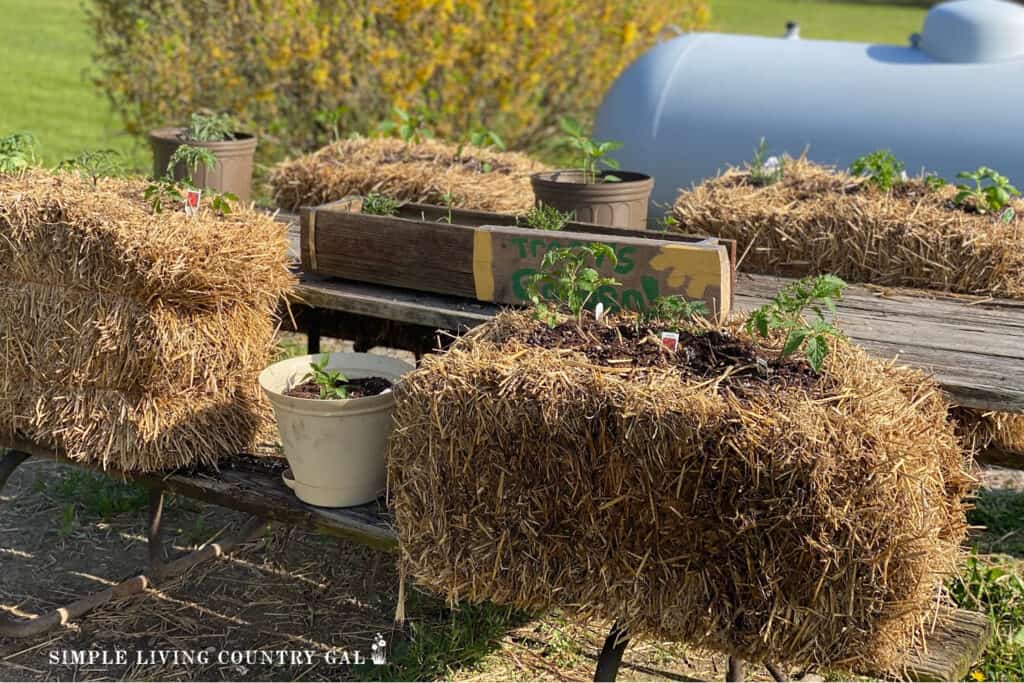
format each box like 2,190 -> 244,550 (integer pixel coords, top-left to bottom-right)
6,437 -> 397,551
290,271 -> 1024,414
900,607 -> 991,682
305,205 -> 733,319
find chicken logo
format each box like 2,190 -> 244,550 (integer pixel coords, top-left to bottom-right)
370,633 -> 387,665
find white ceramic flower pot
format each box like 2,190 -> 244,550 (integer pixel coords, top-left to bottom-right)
259,352 -> 414,508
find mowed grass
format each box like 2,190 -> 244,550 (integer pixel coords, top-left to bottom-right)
0,0 -> 928,168
710,0 -> 927,44
0,0 -> 144,168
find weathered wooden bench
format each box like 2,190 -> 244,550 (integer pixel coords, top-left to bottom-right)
2,216 -> 1012,681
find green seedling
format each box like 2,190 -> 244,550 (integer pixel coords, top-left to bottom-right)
144,177 -> 184,214
523,203 -> 571,231
559,116 -> 622,184
526,243 -> 619,327
362,192 -> 401,216
748,137 -> 784,186
57,149 -> 124,187
182,111 -> 236,142
641,295 -> 708,326
924,173 -> 947,192
439,190 -> 457,224
0,132 -> 38,173
849,149 -> 905,191
954,166 -> 1020,223
456,127 -> 505,168
315,105 -> 349,143
304,354 -> 351,400
745,274 -> 847,373
209,190 -> 238,216
375,106 -> 435,147
167,144 -> 217,177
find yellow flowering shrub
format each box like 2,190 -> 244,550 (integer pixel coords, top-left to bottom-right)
88,0 -> 708,160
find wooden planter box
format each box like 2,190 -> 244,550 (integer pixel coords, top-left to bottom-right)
300,198 -> 736,319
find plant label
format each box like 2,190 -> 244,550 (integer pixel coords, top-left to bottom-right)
184,189 -> 201,217
660,331 -> 680,351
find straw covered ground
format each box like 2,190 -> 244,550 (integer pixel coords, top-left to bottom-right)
388,310 -> 975,672
673,157 -> 1024,462
0,170 -> 294,471
270,137 -> 548,214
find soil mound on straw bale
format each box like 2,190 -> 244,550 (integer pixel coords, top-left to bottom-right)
0,170 -> 294,471
673,157 -> 1024,463
270,137 -> 548,213
389,311 -> 975,671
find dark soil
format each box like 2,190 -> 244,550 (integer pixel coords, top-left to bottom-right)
379,150 -> 514,174
283,376 -> 392,400
521,317 -> 819,395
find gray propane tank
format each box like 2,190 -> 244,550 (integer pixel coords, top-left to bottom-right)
593,0 -> 1024,213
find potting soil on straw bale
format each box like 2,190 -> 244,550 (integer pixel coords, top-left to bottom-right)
388,311 -> 975,673
270,137 -> 548,214
0,170 -> 294,471
673,156 -> 1024,464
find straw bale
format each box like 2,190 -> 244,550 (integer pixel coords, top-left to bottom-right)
0,171 -> 292,311
270,137 -> 548,213
673,158 -> 1024,463
0,169 -> 294,471
672,157 -> 1024,298
388,311 -> 975,671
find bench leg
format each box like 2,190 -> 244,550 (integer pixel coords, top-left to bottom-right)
0,449 -> 31,495
727,656 -> 745,682
147,489 -> 165,580
307,309 -> 321,354
594,622 -> 630,682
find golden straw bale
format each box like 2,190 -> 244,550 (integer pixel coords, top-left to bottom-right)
0,171 -> 292,311
0,169 -> 294,471
388,311 -> 975,672
672,157 -> 1024,298
270,137 -> 548,213
673,158 -> 1024,464
0,281 -> 275,396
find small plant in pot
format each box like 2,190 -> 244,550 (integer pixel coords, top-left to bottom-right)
530,117 -> 654,230
259,352 -> 414,508
149,112 -> 257,202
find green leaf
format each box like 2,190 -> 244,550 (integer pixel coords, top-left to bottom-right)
805,335 -> 828,373
781,329 -> 809,357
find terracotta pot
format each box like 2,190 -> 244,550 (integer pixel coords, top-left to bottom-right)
530,169 -> 654,229
149,127 -> 258,203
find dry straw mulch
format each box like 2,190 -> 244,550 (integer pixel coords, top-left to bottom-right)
673,157 -> 1024,461
270,137 -> 548,214
0,170 -> 294,471
388,311 -> 975,672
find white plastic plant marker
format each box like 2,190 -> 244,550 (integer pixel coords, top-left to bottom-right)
660,331 -> 680,351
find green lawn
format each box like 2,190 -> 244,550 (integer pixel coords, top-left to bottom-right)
0,0 -> 928,168
0,0 -> 143,168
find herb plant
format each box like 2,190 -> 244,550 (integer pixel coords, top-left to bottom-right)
748,138 -> 784,186
744,274 -> 847,373
304,354 -> 351,400
167,144 -> 217,177
57,149 -> 124,187
315,105 -> 349,143
526,243 -> 619,327
182,112 -> 236,142
0,133 -> 37,173
849,149 -> 905,191
523,203 -> 571,231
144,178 -> 184,214
924,173 -> 947,192
954,167 -> 1020,223
641,295 -> 708,326
559,117 -> 622,184
209,191 -> 238,216
375,106 -> 435,146
362,193 -> 401,216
